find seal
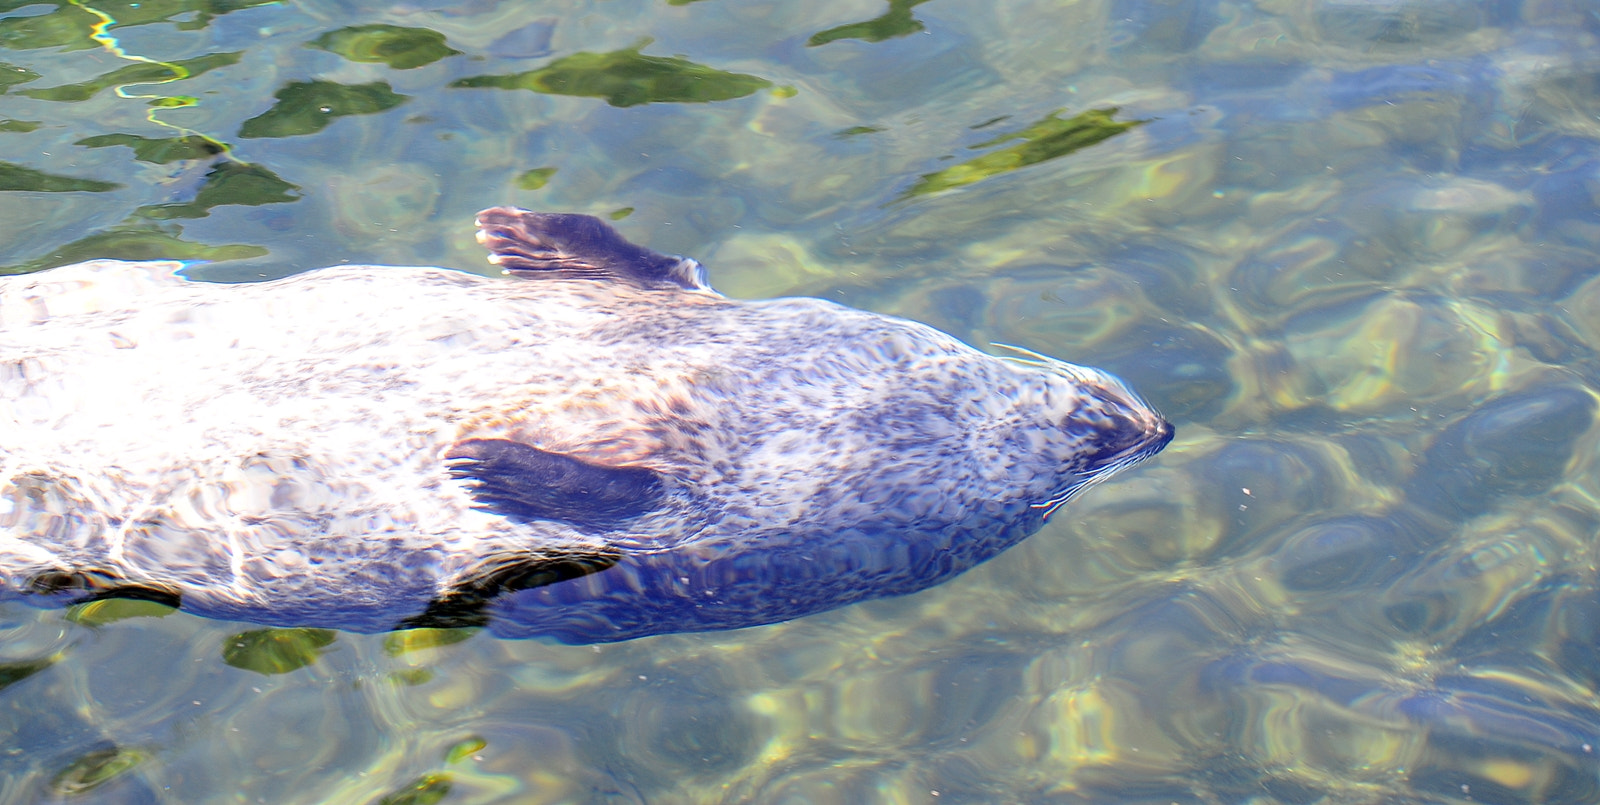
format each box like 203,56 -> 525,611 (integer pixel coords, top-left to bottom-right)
0,208 -> 1172,642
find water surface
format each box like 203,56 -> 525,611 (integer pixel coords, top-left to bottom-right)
2,0 -> 1599,802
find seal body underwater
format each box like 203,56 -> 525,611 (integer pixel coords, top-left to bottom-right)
0,208 -> 1173,642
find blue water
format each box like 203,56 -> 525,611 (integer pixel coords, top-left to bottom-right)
2,0 -> 1600,802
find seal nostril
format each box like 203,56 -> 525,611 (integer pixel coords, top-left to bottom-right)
1152,418 -> 1176,451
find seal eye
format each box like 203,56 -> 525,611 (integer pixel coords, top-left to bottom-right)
447,438 -> 665,529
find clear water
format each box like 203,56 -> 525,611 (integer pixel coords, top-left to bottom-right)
2,0 -> 1599,802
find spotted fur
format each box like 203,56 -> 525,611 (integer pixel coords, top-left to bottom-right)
0,208 -> 1171,642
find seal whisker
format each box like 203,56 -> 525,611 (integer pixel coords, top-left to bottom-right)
991,341 -> 1159,412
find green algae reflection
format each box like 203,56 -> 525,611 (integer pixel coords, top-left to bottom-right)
222,628 -> 337,675
898,107 -> 1145,200
308,24 -> 461,70
516,166 -> 557,190
77,132 -> 226,163
0,162 -> 118,192
0,61 -> 39,91
0,0 -> 278,52
136,161 -> 300,219
452,40 -> 773,107
1,225 -> 267,275
239,81 -> 409,138
50,745 -> 148,797
20,51 -> 240,102
0,656 -> 56,692
383,626 -> 477,656
76,136 -> 300,217
835,125 -> 885,138
809,0 -> 933,46
377,773 -> 452,805
67,597 -> 176,625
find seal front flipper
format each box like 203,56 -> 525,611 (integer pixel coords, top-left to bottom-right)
420,437 -> 653,629
474,206 -> 716,294
28,569 -> 182,610
397,549 -> 619,630
447,438 -> 666,529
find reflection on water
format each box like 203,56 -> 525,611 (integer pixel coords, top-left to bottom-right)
808,0 -> 934,47
896,107 -> 1146,200
0,0 -> 277,53
1,0 -> 1599,802
18,50 -> 240,102
221,628 -> 338,675
77,132 -> 225,163
0,160 -> 116,191
0,61 -> 39,90
134,161 -> 299,218
2,226 -> 266,274
309,24 -> 462,70
239,80 -> 410,138
515,165 -> 556,190
452,40 -> 776,107
48,744 -> 149,797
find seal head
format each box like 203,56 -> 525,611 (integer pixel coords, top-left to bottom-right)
0,208 -> 1171,642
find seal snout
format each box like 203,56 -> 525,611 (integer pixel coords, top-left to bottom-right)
1082,386 -> 1174,471
1091,409 -> 1173,468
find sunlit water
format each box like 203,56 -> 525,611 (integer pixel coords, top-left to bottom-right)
2,0 -> 1599,802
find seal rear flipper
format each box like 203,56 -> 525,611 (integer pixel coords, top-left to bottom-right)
474,206 -> 716,294
396,549 -> 620,631
447,438 -> 666,529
